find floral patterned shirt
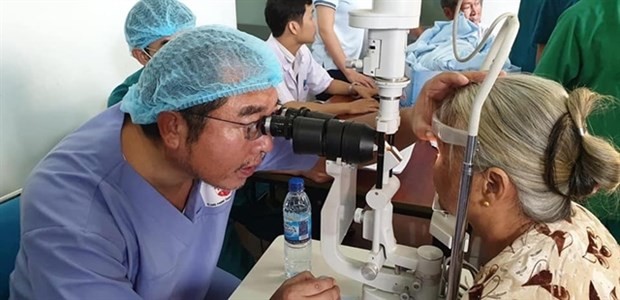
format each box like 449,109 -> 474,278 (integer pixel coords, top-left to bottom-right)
466,203 -> 620,299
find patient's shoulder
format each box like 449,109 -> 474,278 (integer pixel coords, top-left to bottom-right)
472,205 -> 620,299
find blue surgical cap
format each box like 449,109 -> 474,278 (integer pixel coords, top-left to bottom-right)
120,25 -> 284,124
124,0 -> 196,50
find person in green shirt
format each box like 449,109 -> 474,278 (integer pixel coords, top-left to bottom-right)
107,0 -> 195,107
535,0 -> 620,240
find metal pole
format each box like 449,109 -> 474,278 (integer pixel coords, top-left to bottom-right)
445,136 -> 477,299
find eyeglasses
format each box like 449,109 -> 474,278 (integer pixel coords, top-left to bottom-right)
142,49 -> 153,60
144,39 -> 170,58
142,47 -> 162,60
144,47 -> 160,55
189,114 -> 265,141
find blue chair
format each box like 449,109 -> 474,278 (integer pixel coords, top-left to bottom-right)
0,194 -> 20,300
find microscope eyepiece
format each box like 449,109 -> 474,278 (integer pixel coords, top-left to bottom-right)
260,107 -> 376,164
278,106 -> 335,121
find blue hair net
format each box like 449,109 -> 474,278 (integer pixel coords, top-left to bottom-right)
124,0 -> 196,50
120,25 -> 284,124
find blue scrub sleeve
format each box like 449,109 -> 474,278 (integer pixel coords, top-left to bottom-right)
259,137 -> 319,172
18,227 -> 140,300
204,268 -> 241,299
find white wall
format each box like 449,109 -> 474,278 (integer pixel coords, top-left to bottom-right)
481,0 -> 521,29
0,0 -> 237,197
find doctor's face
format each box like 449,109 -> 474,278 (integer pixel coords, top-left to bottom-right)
182,89 -> 278,190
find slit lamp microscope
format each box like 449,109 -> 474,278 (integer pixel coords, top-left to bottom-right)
263,0 -> 520,298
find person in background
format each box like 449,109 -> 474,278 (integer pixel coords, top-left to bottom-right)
508,0 -> 544,73
428,74 -> 619,298
9,25 -> 340,300
532,0 -> 579,63
264,0 -> 378,116
107,0 -> 195,107
409,0 -> 483,41
311,0 -> 377,100
440,0 -> 482,24
535,0 -> 620,240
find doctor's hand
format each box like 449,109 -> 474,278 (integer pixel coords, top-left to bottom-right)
348,98 -> 380,115
410,71 -> 489,142
344,69 -> 377,89
351,83 -> 379,99
270,271 -> 340,300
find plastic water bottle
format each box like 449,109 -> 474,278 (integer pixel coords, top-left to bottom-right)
283,177 -> 312,278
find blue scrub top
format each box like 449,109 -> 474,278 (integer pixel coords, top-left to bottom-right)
9,105 -> 317,299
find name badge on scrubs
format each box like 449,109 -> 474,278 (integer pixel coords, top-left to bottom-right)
201,185 -> 233,207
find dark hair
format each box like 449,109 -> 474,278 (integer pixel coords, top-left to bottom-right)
140,97 -> 228,144
440,0 -> 458,9
264,0 -> 312,38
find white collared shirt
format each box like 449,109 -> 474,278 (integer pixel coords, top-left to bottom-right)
311,0 -> 373,70
266,35 -> 333,103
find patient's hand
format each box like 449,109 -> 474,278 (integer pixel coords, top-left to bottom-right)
270,271 -> 340,300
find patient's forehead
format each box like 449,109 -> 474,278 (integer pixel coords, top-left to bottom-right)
460,0 -> 480,7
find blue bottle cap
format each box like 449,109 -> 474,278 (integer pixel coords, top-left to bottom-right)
288,177 -> 304,192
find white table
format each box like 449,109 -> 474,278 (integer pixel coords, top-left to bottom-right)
230,235 -> 367,300
230,236 -> 474,300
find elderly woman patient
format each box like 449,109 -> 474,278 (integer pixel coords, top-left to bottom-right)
431,74 -> 620,299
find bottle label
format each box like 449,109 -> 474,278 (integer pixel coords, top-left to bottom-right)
284,216 -> 311,243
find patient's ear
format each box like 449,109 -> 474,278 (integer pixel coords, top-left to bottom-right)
483,167 -> 514,206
